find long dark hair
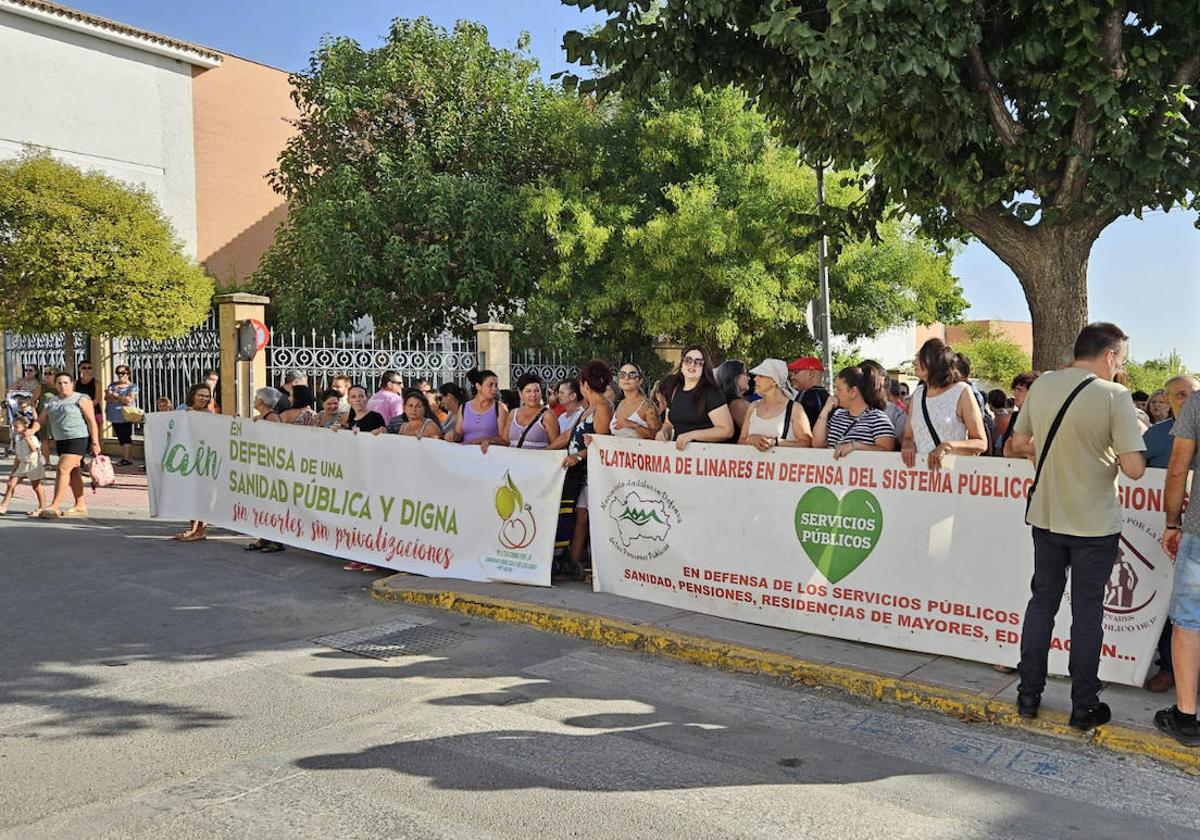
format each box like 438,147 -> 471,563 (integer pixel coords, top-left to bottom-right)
664,345 -> 718,413
837,366 -> 884,410
714,360 -> 748,403
917,338 -> 958,389
856,360 -> 889,411
289,384 -> 315,410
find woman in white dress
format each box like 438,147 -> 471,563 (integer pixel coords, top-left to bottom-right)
611,363 -> 662,440
901,338 -> 987,470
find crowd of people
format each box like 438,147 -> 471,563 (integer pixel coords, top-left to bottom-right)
4,322 -> 1199,748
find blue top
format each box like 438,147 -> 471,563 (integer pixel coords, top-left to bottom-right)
105,382 -> 139,423
1143,418 -> 1175,469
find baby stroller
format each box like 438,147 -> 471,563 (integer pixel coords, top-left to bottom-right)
3,389 -> 34,457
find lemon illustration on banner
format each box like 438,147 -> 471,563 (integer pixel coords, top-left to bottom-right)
794,487 -> 882,583
495,471 -> 537,550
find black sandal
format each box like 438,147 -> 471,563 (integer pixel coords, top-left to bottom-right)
260,542 -> 285,553
244,540 -> 264,551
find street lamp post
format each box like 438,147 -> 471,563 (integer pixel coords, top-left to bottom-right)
814,164 -> 833,384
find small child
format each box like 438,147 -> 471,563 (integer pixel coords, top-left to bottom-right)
155,396 -> 174,413
1,416 -> 46,515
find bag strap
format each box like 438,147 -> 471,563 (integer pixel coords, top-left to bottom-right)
782,400 -> 795,442
516,406 -> 549,449
1025,376 -> 1096,519
920,385 -> 942,448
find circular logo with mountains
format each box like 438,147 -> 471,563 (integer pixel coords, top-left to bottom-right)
600,481 -> 680,560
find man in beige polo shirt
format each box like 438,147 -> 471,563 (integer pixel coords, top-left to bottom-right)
1010,322 -> 1146,730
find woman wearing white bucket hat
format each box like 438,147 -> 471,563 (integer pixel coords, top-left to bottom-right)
738,359 -> 813,450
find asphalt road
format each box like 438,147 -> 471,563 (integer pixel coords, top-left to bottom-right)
1,513 -> 1198,839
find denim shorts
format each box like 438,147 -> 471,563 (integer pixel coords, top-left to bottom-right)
1169,532 -> 1200,630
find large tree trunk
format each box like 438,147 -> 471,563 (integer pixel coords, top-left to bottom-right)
954,208 -> 1115,372
63,329 -> 76,376
1016,233 -> 1091,371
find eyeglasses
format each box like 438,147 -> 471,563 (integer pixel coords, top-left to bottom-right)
682,356 -> 705,367
80,365 -> 92,370
196,394 -> 211,399
117,370 -> 130,375
618,371 -> 641,380
388,379 -> 403,386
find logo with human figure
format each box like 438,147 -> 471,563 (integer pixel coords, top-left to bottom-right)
493,471 -> 537,550
1104,536 -> 1156,615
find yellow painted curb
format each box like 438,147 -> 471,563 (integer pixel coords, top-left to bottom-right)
371,578 -> 1200,775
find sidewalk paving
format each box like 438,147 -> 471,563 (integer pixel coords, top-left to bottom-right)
372,572 -> 1200,774
1,460 -> 148,512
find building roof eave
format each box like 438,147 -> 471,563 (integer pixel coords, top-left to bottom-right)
0,0 -> 222,67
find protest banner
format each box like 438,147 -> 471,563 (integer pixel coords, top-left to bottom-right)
589,436 -> 1172,686
145,412 -> 566,586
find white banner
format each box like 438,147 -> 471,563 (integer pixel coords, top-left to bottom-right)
145,412 -> 565,586
589,437 -> 1172,686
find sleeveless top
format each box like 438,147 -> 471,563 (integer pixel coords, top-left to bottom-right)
47,393 -> 89,440
744,401 -> 797,441
613,398 -> 651,439
508,407 -> 551,449
912,382 -> 969,454
462,400 -> 499,443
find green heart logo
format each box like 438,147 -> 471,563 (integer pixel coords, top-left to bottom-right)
794,487 -> 883,583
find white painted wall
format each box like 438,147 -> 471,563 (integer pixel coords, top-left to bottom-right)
835,323 -> 919,371
0,9 -> 198,256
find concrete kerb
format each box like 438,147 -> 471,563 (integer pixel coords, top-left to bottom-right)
371,576 -> 1200,776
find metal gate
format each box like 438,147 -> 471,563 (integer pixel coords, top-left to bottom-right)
111,309 -> 221,408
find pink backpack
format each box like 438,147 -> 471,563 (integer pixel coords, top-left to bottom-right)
90,455 -> 115,490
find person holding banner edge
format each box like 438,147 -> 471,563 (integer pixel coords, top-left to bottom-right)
1009,322 -> 1146,731
738,359 -> 812,450
656,346 -> 734,450
174,383 -> 214,542
811,366 -> 896,458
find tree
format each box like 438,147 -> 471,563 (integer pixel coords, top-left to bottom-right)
1125,350 -> 1189,394
257,18 -> 588,335
562,1 -> 1200,369
0,151 -> 213,359
953,324 -> 1033,387
525,84 -> 964,360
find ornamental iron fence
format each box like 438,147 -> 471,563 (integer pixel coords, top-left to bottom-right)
266,329 -> 479,394
3,331 -> 91,380
112,308 -> 221,409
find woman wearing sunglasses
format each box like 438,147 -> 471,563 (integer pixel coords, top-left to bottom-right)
105,365 -> 140,466
656,346 -> 734,450
611,363 -> 661,440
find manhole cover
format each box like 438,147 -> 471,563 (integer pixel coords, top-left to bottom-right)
310,618 -> 473,660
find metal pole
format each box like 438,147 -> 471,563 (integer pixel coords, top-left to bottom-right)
814,164 -> 833,384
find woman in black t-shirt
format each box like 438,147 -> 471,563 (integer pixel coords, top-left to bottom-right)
657,345 -> 734,450
338,385 -> 386,434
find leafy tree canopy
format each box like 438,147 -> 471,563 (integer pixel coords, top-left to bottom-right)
1125,350 -> 1190,394
954,323 -> 1033,387
524,84 -> 964,360
562,1 -> 1200,368
0,151 -> 212,339
257,18 -> 589,335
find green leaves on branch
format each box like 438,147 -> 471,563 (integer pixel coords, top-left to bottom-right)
0,151 -> 213,339
526,85 -> 963,360
257,18 -> 589,335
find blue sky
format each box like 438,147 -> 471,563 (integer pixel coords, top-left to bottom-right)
70,0 -> 1200,366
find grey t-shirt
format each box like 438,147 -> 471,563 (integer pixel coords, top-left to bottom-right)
1172,392 -> 1200,537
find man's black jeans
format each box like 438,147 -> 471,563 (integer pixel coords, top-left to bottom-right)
1018,526 -> 1120,710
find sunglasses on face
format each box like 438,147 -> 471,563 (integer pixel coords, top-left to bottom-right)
389,379 -> 403,386
682,356 -> 705,367
117,370 -> 130,376
618,371 -> 641,380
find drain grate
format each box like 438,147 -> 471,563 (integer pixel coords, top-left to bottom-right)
310,617 -> 473,660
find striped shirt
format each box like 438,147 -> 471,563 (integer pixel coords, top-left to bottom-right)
825,407 -> 895,448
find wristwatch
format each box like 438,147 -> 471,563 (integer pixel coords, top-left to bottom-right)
1166,524 -> 1182,531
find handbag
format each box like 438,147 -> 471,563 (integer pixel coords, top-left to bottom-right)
90,454 -> 116,489
121,405 -> 145,423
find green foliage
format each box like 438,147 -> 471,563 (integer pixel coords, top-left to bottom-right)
562,1 -> 1200,367
1125,351 -> 1190,395
526,85 -> 964,361
954,325 -> 1033,387
0,151 -> 213,338
257,18 -> 589,335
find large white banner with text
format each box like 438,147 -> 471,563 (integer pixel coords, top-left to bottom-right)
145,412 -> 565,586
589,437 -> 1172,686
